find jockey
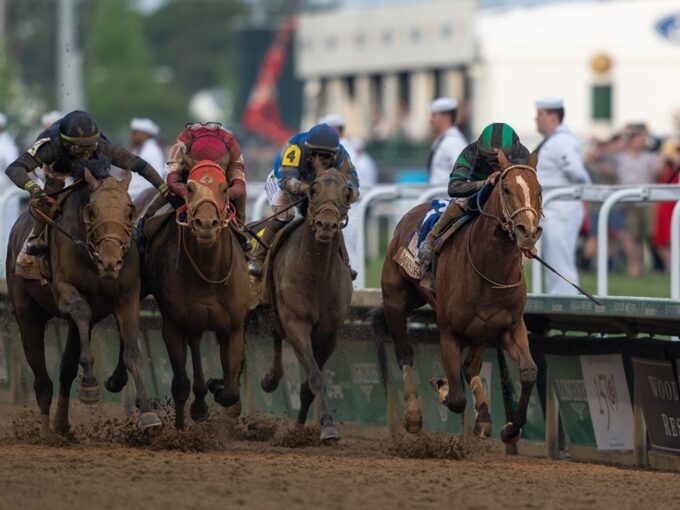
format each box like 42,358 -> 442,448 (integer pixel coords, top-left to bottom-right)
248,123 -> 360,276
5,110 -> 169,255
166,122 -> 246,220
418,122 -> 530,272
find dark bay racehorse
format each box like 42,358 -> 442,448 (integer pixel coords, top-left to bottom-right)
6,170 -> 161,434
136,161 -> 249,429
377,151 -> 542,443
259,166 -> 354,441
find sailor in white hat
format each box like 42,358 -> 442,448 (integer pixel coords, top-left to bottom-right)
40,110 -> 62,129
427,97 -> 467,185
534,96 -> 591,295
128,117 -> 166,196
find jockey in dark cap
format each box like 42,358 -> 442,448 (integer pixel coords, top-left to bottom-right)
5,110 -> 170,254
248,123 -> 360,276
418,122 -> 530,289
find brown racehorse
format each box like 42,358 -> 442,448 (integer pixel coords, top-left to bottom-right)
376,151 -> 542,443
136,161 -> 249,429
258,166 -> 354,441
6,170 -> 161,434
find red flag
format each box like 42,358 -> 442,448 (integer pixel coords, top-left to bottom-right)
241,17 -> 297,145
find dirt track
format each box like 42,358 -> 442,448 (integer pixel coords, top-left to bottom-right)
1,403 -> 680,510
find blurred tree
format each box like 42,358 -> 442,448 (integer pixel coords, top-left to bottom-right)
144,0 -> 248,107
83,0 -> 184,142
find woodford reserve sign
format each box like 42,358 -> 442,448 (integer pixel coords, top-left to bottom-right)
632,358 -> 680,454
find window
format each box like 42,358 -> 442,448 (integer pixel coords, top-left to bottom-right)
592,84 -> 612,121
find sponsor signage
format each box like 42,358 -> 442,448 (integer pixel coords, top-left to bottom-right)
581,354 -> 634,450
632,358 -> 680,454
546,355 -> 596,446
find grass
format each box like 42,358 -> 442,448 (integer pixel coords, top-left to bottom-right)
364,254 -> 672,298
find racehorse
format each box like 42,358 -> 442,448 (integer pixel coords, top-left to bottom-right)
258,165 -> 354,441
6,169 -> 161,434
376,151 -> 542,443
135,160 -> 249,429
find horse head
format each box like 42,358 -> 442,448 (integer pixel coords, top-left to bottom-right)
494,151 -> 543,250
306,158 -> 352,243
82,168 -> 135,280
184,160 -> 231,246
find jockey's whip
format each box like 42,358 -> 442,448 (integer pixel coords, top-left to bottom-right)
30,206 -> 89,250
530,253 -> 603,306
235,220 -> 270,250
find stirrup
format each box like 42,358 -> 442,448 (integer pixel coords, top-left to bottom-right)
248,259 -> 264,276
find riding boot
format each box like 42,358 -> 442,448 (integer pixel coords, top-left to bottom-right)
24,220 -> 49,256
419,202 -> 465,291
134,193 -> 169,255
248,219 -> 288,276
338,235 -> 358,281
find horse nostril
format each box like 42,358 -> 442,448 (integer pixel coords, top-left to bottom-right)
211,219 -> 219,228
115,259 -> 123,270
516,224 -> 528,236
314,220 -> 324,231
193,218 -> 203,229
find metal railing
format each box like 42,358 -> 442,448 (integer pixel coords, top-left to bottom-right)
1,182 -> 679,297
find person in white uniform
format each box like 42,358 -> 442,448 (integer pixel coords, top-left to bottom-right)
427,97 -> 467,186
535,96 -> 591,295
0,112 -> 20,259
128,117 -> 166,198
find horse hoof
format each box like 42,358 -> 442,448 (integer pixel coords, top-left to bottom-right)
500,422 -> 521,444
320,426 -> 340,442
78,384 -> 101,405
190,400 -> 208,422
214,390 -> 239,408
207,378 -> 224,394
404,409 -> 423,434
138,412 -> 162,429
260,374 -> 280,393
104,375 -> 127,393
474,420 -> 492,439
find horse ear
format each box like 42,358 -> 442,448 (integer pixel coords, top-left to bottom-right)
529,150 -> 539,169
216,153 -> 230,170
183,154 -> 196,170
120,171 -> 132,190
496,150 -> 510,168
312,155 -> 325,174
83,167 -> 99,190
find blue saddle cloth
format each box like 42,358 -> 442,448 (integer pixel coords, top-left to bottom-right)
417,199 -> 451,249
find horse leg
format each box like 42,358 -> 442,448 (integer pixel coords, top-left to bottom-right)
463,345 -> 492,438
114,300 -> 162,429
260,330 -> 284,393
162,319 -> 190,429
55,282 -> 99,404
384,296 -> 423,434
188,335 -> 209,422
286,320 -> 338,441
295,333 -> 337,431
499,321 -> 538,444
53,322 -> 81,435
437,327 -> 466,413
213,325 -> 244,409
15,307 -> 51,435
104,341 -> 128,393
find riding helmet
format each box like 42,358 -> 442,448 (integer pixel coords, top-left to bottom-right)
59,110 -> 100,146
478,122 -> 520,157
304,123 -> 339,155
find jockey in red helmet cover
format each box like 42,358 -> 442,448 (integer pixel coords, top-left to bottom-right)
166,122 -> 247,220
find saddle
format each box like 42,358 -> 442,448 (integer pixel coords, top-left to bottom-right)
248,217 -> 304,311
394,214 -> 471,281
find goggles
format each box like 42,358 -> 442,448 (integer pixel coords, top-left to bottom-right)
66,141 -> 98,155
185,122 -> 222,131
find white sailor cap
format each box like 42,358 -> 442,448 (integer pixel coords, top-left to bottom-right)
130,117 -> 160,136
0,112 -> 7,127
318,113 -> 346,128
535,96 -> 564,110
429,97 -> 458,113
41,110 -> 62,128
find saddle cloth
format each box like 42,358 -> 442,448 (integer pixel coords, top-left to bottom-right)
395,201 -> 471,280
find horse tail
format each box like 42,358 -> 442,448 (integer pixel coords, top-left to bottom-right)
369,306 -> 389,391
497,347 -> 516,424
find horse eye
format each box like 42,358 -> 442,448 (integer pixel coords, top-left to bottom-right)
503,187 -> 510,195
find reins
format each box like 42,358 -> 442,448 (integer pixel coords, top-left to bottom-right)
467,164 -> 540,289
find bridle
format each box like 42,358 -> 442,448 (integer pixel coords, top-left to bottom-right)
86,214 -> 133,261
475,164 -> 541,241
176,163 -> 236,230
306,170 -> 350,231
467,163 -> 541,289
